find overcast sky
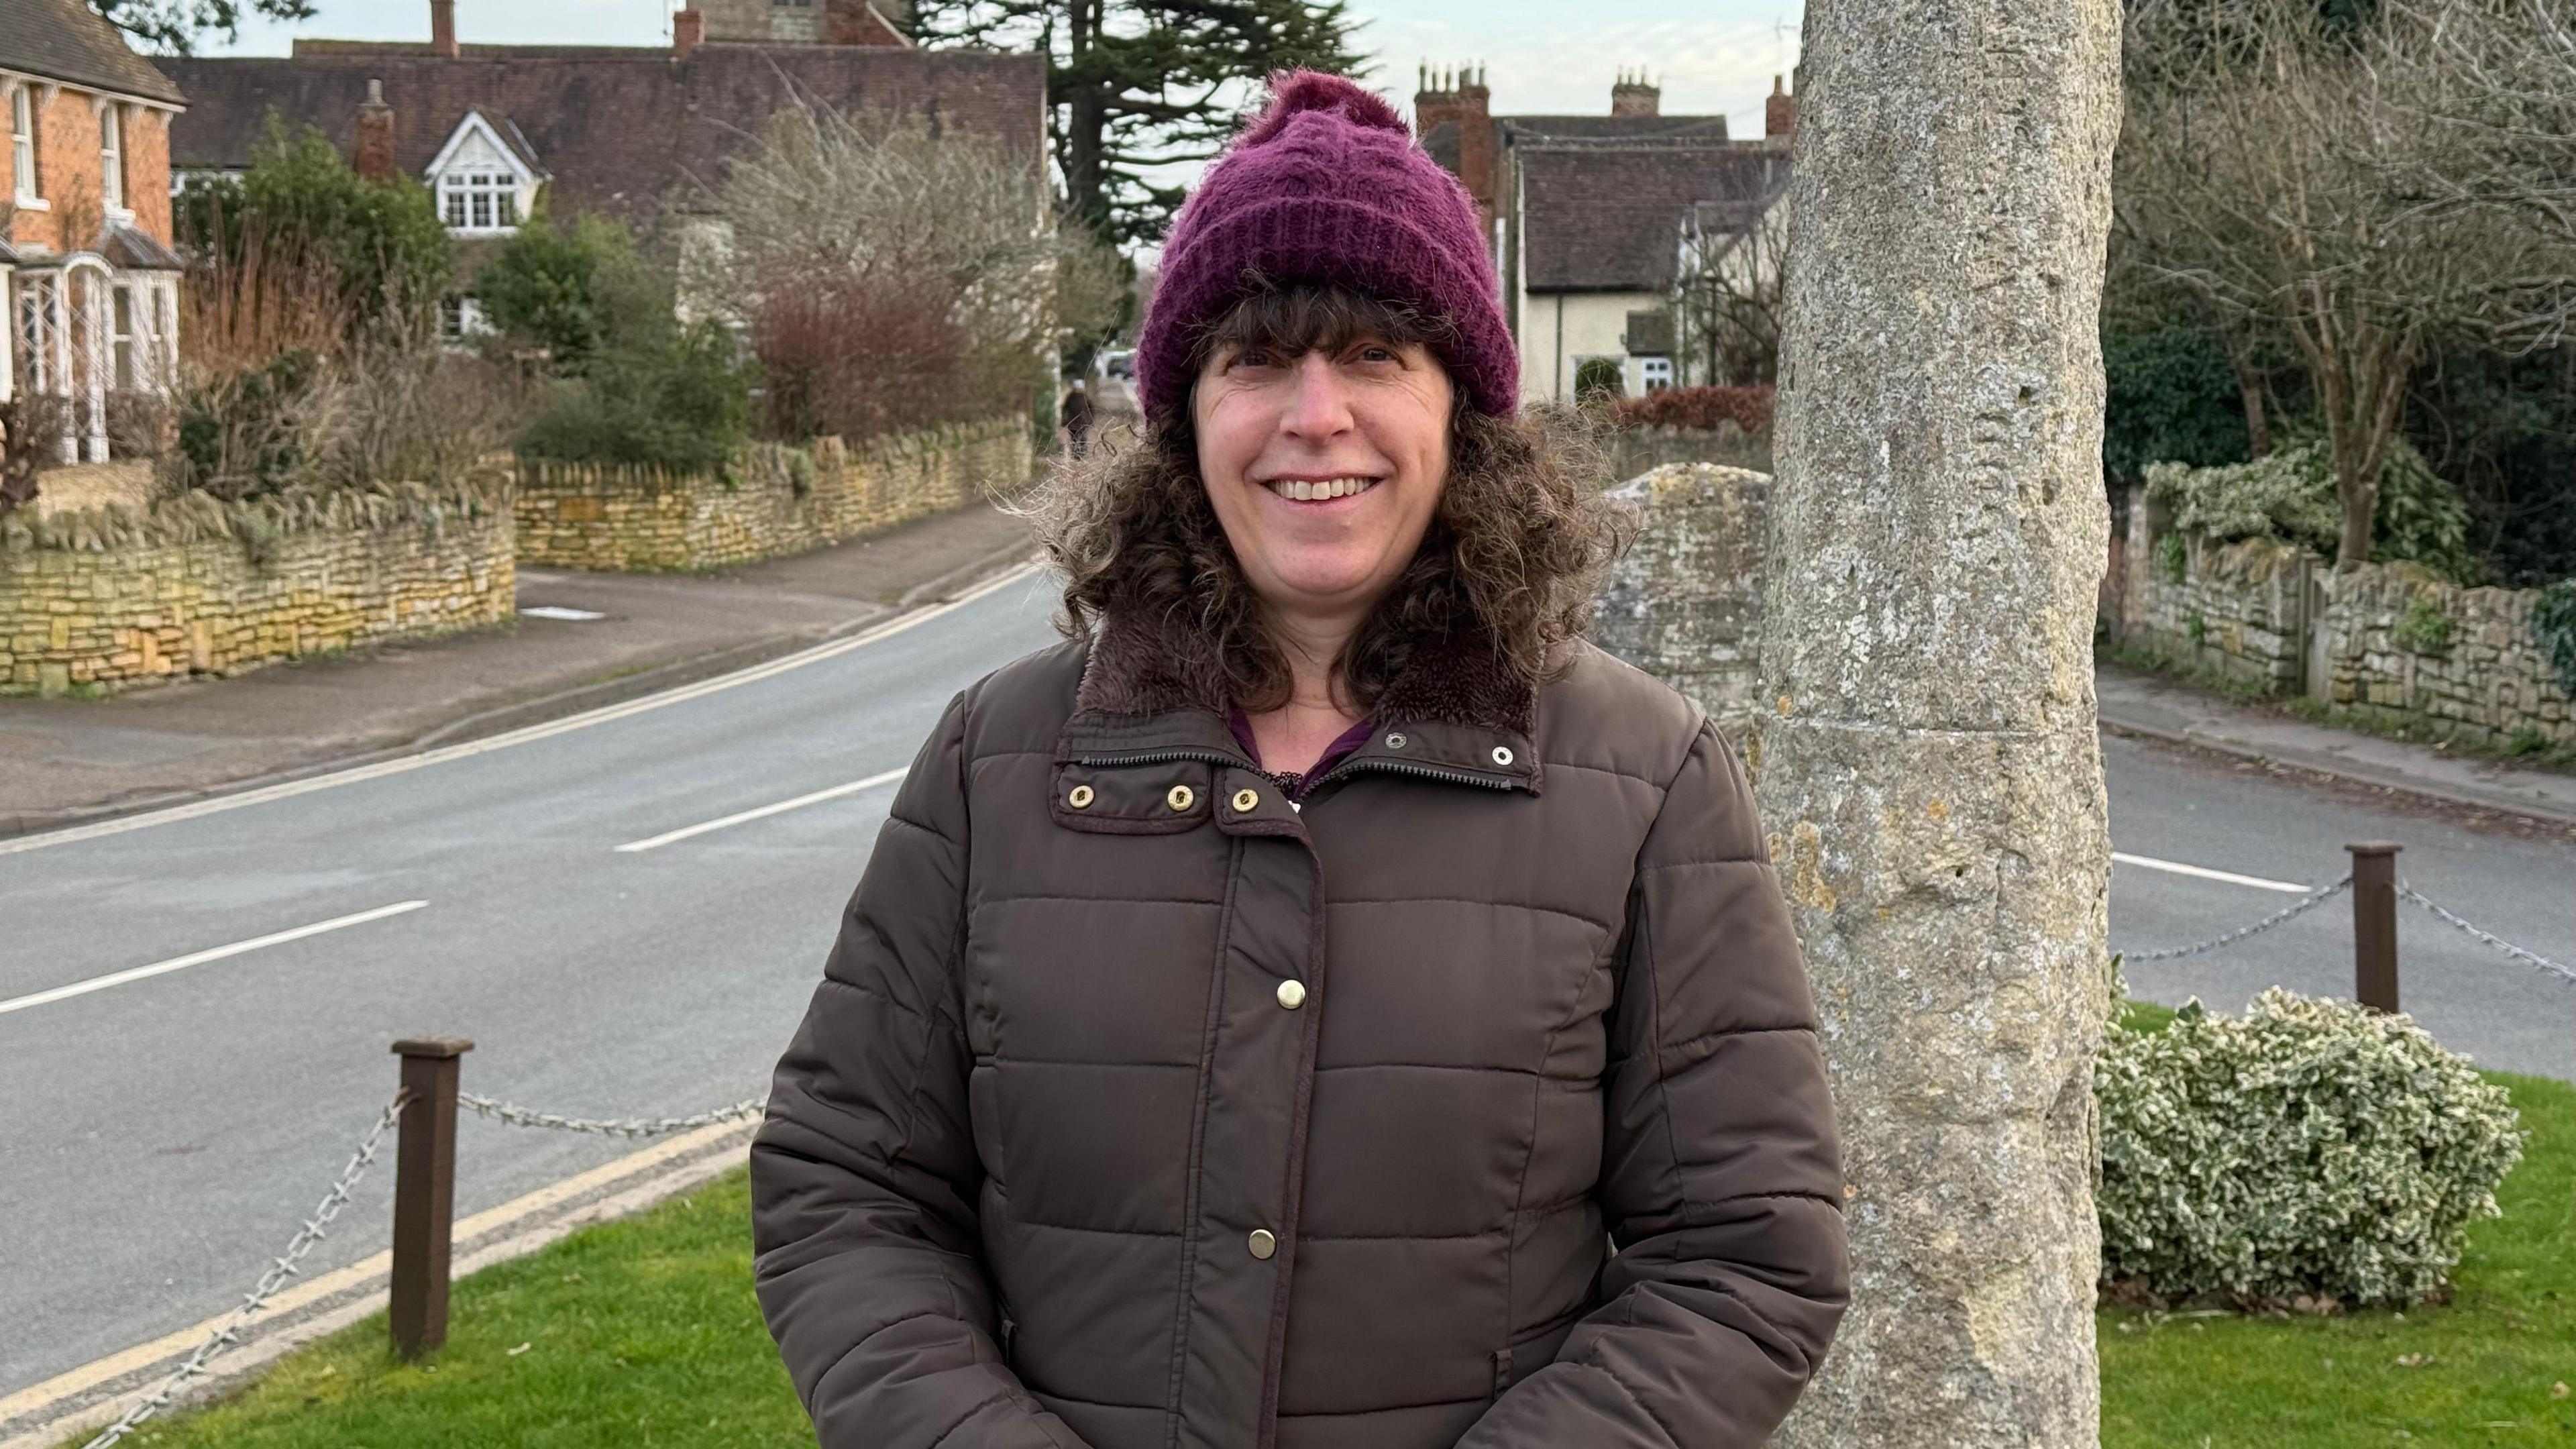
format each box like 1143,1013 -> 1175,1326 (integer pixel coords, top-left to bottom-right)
203,1 -> 1805,136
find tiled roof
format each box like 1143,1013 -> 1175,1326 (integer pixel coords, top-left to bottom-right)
1519,140 -> 1787,293
155,45 -> 1042,225
101,222 -> 184,270
0,0 -> 186,106
1502,114 -> 1729,144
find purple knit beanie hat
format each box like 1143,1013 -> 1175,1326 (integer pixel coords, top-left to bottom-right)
1133,70 -> 1517,422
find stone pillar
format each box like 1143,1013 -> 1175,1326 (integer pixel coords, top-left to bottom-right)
1751,0 -> 2120,1438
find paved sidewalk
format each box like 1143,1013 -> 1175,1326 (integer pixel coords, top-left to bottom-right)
0,503 -> 1042,836
2095,661 -> 2576,830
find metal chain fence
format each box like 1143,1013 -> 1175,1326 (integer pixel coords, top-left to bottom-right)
2398,881 -> 2576,986
72,1085 -> 766,1442
456,1092 -> 768,1138
80,1091 -> 409,1449
2114,874 -> 2353,962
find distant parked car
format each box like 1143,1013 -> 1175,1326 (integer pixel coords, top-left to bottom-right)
1097,348 -> 1136,381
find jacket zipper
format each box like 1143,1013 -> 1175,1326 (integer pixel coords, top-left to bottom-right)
1075,747 -> 1522,800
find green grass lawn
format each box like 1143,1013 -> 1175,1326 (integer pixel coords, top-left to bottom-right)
74,1173 -> 811,1449
73,1015 -> 2576,1448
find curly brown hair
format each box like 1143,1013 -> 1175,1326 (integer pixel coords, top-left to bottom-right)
1030,282 -> 1627,716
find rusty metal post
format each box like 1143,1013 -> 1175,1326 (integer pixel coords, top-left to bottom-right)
2348,843 -> 2401,1012
390,1037 -> 472,1358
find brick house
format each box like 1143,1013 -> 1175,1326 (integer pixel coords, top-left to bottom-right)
1,0 -> 186,464
158,0 -> 1040,337
1413,68 -> 1794,404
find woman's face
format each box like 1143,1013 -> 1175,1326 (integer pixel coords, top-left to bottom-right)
1191,333 -> 1454,625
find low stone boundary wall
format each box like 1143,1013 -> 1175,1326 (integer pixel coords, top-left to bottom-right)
1593,462 -> 1773,745
1609,422 -> 1773,480
514,419 -> 1032,572
1,480 -> 515,696
2114,488 -> 2575,750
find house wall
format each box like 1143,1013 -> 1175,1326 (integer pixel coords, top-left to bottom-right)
514,418 -> 1030,572
1517,289 -> 1662,405
7,85 -> 174,255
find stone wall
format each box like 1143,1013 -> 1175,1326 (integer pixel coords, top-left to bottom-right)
1592,462 -> 1772,742
2116,488 -> 2576,748
1609,422 -> 1774,479
1,482 -> 514,697
515,419 -> 1031,572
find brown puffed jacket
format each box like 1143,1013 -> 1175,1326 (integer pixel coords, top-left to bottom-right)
751,610 -> 1849,1449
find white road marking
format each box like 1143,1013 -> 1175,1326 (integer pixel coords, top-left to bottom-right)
519,606 -> 606,621
0,900 -> 429,1018
2111,851 -> 2311,894
615,769 -> 908,853
0,561 -> 1043,857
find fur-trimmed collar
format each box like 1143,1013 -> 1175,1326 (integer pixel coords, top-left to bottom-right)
1071,604 -> 1538,737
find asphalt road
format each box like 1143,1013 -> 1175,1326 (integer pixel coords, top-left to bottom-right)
0,568 -> 1065,1397
3,572 -> 2571,1397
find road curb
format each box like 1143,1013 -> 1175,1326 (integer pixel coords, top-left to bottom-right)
0,1123 -> 757,1449
2097,711 -> 2576,833
0,538 -> 1044,843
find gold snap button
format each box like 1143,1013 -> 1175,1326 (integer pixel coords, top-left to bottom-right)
1247,1228 -> 1277,1260
1067,784 -> 1095,809
1491,745 -> 1515,766
1385,733 -> 1407,749
1275,979 -> 1307,1010
1166,784 -> 1196,812
1231,787 -> 1260,812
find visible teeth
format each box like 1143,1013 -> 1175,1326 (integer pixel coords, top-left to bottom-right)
1267,477 -> 1376,500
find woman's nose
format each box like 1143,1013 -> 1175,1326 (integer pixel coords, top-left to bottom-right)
1279,354 -> 1356,439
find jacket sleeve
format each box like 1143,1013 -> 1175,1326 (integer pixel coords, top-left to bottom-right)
1459,720 -> 1849,1448
750,692 -> 1090,1449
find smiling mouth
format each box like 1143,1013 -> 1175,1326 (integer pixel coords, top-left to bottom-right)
1258,476 -> 1381,502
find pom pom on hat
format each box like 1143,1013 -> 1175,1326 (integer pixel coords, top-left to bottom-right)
1131,69 -> 1519,419
1236,69 -> 1409,146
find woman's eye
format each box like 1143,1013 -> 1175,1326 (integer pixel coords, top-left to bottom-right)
1232,348 -> 1277,369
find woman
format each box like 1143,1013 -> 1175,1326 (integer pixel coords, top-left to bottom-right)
751,72 -> 1848,1449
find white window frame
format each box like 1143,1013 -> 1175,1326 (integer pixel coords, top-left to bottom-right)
98,101 -> 127,216
1639,356 -> 1674,392
424,113 -> 537,238
11,85 -> 41,208
438,170 -> 521,233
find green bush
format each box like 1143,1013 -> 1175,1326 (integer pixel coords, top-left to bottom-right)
1574,357 -> 1624,400
2533,580 -> 2576,700
2142,432 -> 2485,584
2157,531 -> 2188,585
517,319 -> 752,474
475,212 -> 669,374
174,115 -> 452,334
2102,314 -> 2255,490
491,212 -> 753,473
2390,594 -> 2456,657
2096,988 -> 2524,1308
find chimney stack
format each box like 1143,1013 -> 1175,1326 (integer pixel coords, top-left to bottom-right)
1766,74 -> 1798,142
429,0 -> 458,58
673,5 -> 705,58
354,78 -> 396,181
1611,68 -> 1660,117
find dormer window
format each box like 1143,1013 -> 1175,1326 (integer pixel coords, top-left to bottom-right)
100,103 -> 125,213
424,111 -> 541,237
440,170 -> 520,231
